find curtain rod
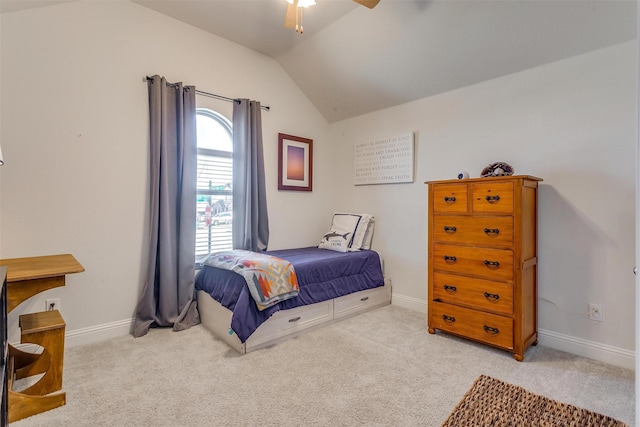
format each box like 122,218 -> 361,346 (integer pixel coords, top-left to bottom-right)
144,76 -> 270,111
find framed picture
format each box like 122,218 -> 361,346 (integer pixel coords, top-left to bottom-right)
278,133 -> 313,191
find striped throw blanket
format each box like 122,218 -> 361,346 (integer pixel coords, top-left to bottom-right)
203,250 -> 299,311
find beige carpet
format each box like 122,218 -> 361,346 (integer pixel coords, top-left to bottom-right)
443,374 -> 627,426
11,305 -> 635,426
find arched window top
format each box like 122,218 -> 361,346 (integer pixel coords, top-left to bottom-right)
196,109 -> 232,152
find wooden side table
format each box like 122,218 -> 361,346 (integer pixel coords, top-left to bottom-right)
1,254 -> 84,314
0,254 -> 84,422
0,268 -> 8,427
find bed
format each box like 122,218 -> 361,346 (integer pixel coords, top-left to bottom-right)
196,247 -> 391,353
195,212 -> 391,353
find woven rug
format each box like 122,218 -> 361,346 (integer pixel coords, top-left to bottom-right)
442,375 -> 627,426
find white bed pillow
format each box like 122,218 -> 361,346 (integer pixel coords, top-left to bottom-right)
360,218 -> 375,250
318,227 -> 351,252
333,212 -> 373,251
329,212 -> 374,251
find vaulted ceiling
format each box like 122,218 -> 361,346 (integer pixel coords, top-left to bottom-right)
2,0 -> 637,123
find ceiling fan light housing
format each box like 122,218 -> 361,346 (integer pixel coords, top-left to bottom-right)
287,0 -> 316,8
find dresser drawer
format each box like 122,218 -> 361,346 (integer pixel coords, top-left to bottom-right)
429,302 -> 513,349
471,182 -> 514,214
432,272 -> 513,315
432,244 -> 514,282
432,183 -> 468,213
432,216 -> 514,248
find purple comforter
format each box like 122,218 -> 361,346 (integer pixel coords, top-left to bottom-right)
195,247 -> 384,342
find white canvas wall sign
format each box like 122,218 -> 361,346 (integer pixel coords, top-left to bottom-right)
354,133 -> 414,185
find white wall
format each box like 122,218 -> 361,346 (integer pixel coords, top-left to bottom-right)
0,1 -> 333,344
0,2 -> 636,370
328,41 -> 637,369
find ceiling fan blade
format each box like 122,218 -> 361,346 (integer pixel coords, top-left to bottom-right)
284,0 -> 299,28
353,0 -> 380,9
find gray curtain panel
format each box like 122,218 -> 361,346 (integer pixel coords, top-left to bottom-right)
232,99 -> 270,251
133,75 -> 200,338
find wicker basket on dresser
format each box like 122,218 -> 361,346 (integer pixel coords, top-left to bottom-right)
426,175 -> 542,361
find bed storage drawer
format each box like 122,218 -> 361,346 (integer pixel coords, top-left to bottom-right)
334,285 -> 391,319
248,300 -> 333,349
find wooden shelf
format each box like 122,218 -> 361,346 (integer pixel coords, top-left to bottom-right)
0,254 -> 84,313
20,310 -> 66,335
0,254 -> 83,423
0,268 -> 8,427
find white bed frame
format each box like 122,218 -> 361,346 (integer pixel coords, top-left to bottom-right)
197,276 -> 392,353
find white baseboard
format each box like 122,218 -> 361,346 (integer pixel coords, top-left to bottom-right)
10,318 -> 134,350
391,293 -> 426,313
54,294 -> 636,371
61,297 -> 427,349
391,293 -> 635,371
538,328 -> 634,370
65,318 -> 134,348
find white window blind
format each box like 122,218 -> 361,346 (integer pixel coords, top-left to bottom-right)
195,110 -> 233,263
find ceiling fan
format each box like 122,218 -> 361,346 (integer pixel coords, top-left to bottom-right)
284,0 -> 380,34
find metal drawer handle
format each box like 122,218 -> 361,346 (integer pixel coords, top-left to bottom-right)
443,226 -> 457,234
483,260 -> 500,269
484,228 -> 500,237
443,196 -> 456,204
483,325 -> 500,335
444,255 -> 457,264
360,296 -> 369,302
288,316 -> 301,323
443,284 -> 457,293
484,292 -> 500,301
485,195 -> 501,204
442,315 -> 456,323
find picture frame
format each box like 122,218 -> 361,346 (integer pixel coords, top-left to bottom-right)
278,133 -> 313,192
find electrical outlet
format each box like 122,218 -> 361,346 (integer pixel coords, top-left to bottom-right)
45,298 -> 60,312
588,303 -> 603,322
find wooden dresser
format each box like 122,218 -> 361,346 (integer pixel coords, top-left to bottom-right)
426,175 -> 541,361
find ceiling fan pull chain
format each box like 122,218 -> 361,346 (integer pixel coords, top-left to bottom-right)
298,7 -> 303,33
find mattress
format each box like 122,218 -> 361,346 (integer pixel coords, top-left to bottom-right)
195,247 -> 384,342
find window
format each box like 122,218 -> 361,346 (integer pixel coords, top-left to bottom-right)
195,109 -> 233,263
